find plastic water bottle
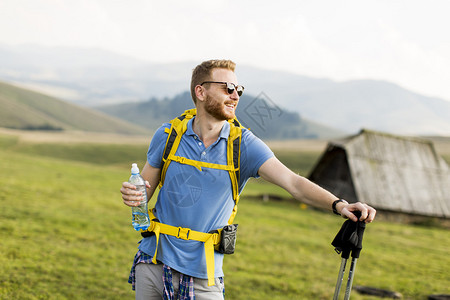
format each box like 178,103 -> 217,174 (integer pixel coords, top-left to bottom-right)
129,163 -> 150,231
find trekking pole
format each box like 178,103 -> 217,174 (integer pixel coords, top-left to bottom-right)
343,258 -> 357,300
333,255 -> 347,300
343,217 -> 365,300
332,238 -> 352,300
331,212 -> 366,300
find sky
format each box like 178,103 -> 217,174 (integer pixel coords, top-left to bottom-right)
1,0 -> 450,101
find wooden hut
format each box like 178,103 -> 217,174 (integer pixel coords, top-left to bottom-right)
308,129 -> 450,218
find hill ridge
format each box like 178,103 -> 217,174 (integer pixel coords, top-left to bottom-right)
95,91 -> 345,140
0,81 -> 150,135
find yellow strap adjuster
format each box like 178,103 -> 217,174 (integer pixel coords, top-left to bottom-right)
176,227 -> 191,240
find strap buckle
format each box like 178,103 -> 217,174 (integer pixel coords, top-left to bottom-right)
177,227 -> 191,240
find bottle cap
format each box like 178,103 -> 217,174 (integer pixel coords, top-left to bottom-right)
131,163 -> 140,174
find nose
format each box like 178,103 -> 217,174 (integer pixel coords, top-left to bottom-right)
230,88 -> 240,100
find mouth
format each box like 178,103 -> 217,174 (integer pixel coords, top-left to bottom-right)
225,102 -> 237,110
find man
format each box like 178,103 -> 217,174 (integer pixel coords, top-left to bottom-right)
121,59 -> 376,300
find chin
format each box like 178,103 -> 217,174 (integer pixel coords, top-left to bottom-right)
223,110 -> 236,120
223,106 -> 237,119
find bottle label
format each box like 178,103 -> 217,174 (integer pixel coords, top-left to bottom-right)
131,184 -> 150,231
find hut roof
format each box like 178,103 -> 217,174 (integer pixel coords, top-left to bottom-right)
308,129 -> 450,218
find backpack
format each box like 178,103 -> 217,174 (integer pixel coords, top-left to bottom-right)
141,108 -> 243,286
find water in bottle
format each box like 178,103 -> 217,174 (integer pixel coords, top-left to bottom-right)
129,163 -> 150,231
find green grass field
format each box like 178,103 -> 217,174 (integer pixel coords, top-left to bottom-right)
0,132 -> 449,299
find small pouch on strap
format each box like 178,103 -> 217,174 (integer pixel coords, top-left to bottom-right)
141,231 -> 154,238
215,224 -> 238,254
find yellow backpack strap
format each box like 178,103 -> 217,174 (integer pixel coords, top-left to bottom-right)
226,118 -> 242,225
159,109 -> 196,188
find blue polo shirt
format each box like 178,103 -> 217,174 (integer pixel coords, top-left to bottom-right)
138,117 -> 274,279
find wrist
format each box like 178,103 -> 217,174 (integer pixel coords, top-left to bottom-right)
332,199 -> 348,216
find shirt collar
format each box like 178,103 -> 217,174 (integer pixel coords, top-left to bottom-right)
186,117 -> 230,141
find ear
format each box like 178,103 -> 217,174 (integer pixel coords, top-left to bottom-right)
195,85 -> 206,102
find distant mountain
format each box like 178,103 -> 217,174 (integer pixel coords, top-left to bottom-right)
0,81 -> 150,134
236,66 -> 450,135
0,44 -> 192,106
1,44 -> 450,136
95,91 -> 345,140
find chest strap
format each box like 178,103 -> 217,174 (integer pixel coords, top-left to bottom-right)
143,210 -> 221,287
168,155 -> 236,172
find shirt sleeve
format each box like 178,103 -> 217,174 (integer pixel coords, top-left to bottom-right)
147,123 -> 171,168
240,129 -> 274,180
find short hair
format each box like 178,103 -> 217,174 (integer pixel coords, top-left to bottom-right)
190,59 -> 236,104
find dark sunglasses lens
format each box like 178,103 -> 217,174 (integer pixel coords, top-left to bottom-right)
226,83 -> 243,96
226,83 -> 235,95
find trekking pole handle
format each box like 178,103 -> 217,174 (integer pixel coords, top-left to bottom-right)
351,212 -> 366,258
331,211 -> 366,259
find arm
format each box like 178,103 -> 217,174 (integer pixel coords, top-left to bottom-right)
121,161 -> 161,207
258,157 -> 376,223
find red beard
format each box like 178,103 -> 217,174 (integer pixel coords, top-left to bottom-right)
204,94 -> 236,120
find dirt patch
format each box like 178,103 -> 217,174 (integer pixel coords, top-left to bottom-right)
0,127 -> 151,145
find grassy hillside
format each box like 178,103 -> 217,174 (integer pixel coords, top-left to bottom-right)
0,81 -> 150,134
0,132 -> 449,299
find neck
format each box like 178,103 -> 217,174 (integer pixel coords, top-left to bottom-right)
192,109 -> 226,148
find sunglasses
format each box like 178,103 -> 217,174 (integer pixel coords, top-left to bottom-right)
200,81 -> 245,96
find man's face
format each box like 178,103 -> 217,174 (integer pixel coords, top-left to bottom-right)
203,68 -> 240,121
